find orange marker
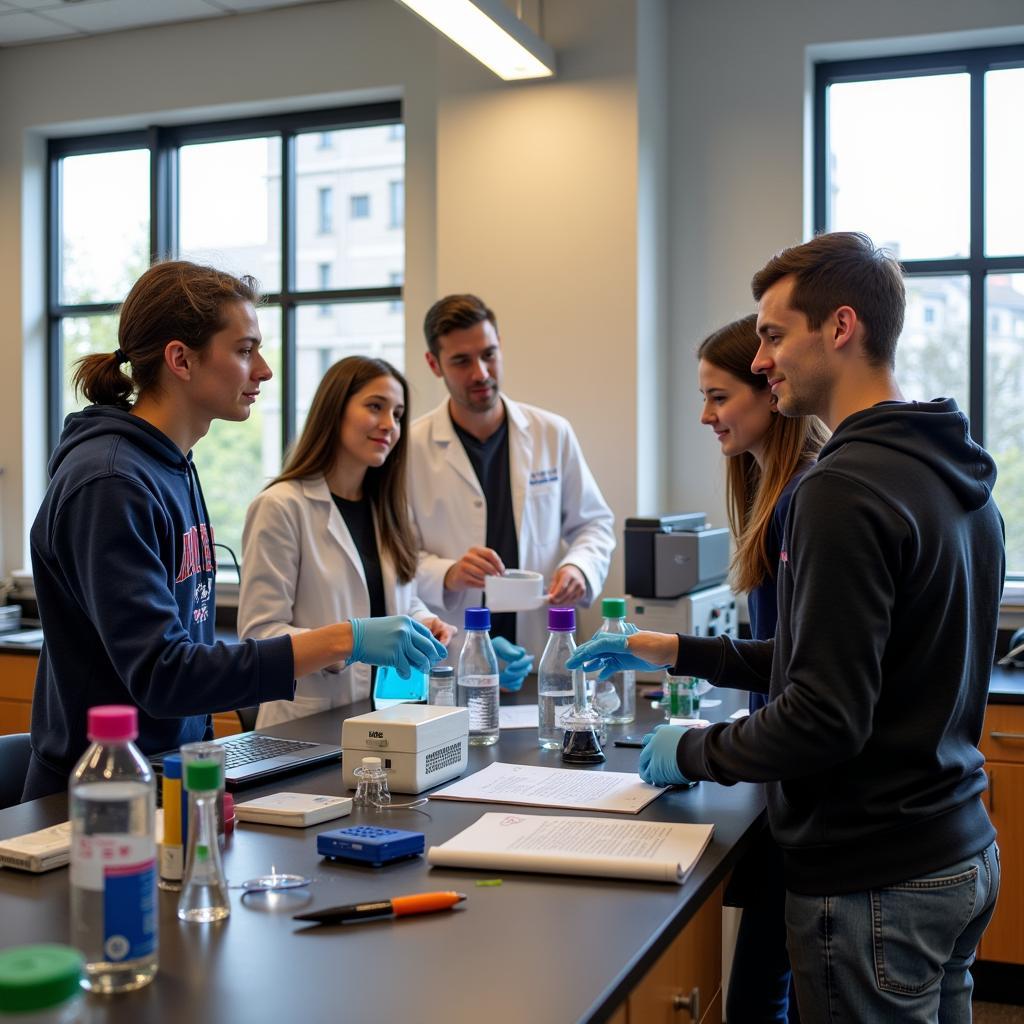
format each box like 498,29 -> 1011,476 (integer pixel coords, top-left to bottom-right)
294,891 -> 466,926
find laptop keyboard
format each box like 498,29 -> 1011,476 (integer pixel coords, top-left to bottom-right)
221,734 -> 319,769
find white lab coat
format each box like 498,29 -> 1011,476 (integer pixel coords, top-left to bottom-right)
238,476 -> 433,727
408,396 -> 615,659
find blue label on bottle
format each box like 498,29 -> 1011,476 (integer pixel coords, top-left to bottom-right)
103,857 -> 157,961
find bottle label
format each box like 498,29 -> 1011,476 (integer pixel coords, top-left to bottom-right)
73,834 -> 157,960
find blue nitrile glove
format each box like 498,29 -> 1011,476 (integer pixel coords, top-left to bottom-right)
638,724 -> 692,787
349,615 -> 447,678
493,636 -> 534,692
565,631 -> 669,681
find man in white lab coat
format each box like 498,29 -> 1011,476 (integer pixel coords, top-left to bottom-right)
408,294 -> 615,679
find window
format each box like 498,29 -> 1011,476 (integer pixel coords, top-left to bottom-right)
48,105 -> 404,567
816,45 -> 1024,577
350,194 -> 370,219
318,262 -> 332,317
389,270 -> 403,314
317,132 -> 333,150
389,180 -> 404,229
317,187 -> 334,234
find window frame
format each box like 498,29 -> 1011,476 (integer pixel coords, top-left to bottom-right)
814,44 -> 1024,449
46,101 -> 403,456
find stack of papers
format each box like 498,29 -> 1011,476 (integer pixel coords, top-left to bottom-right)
428,812 -> 714,884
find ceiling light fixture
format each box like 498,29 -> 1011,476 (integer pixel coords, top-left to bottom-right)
394,0 -> 556,81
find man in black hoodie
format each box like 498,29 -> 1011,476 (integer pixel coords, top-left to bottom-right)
570,232 -> 1003,1022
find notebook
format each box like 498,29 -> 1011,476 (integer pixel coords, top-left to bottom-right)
151,732 -> 342,790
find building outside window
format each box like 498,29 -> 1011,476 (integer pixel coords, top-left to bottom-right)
389,180 -> 404,229
817,44 -> 1024,577
317,186 -> 334,234
350,194 -> 370,219
48,105 -> 404,569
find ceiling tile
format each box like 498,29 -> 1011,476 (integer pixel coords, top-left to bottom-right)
0,10 -> 80,43
39,0 -> 225,34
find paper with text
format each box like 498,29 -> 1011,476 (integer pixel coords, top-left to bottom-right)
499,704 -> 539,729
428,812 -> 714,883
429,761 -> 666,814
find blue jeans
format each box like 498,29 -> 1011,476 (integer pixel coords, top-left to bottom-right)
785,842 -> 1000,1023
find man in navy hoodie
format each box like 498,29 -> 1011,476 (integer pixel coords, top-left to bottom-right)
25,261 -> 445,800
571,232 -> 1003,1022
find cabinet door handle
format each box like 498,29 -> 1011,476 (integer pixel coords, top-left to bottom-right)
673,987 -> 701,1020
990,731 -> 1024,741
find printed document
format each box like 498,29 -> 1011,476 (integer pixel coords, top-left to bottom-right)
428,812 -> 714,883
498,704 -> 539,729
429,761 -> 666,814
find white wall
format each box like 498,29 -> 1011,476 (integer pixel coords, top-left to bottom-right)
0,0 -> 641,640
667,0 -> 1024,534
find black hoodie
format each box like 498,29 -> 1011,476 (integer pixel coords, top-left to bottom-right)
25,407 -> 295,798
673,399 -> 1004,895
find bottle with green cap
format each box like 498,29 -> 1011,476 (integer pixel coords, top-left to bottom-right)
591,598 -> 636,724
0,944 -> 83,1022
177,758 -> 230,923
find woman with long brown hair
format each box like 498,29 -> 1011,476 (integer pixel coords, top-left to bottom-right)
239,356 -> 455,726
24,262 -> 444,801
696,313 -> 827,1023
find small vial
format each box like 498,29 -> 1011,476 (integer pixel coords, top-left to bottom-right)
177,760 -> 230,924
428,665 -> 456,706
0,944 -> 84,1023
665,674 -> 700,719
352,756 -> 391,810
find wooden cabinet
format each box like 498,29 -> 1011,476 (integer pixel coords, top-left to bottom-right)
0,652 -> 37,733
0,651 -> 241,738
618,884 -> 723,1023
980,703 -> 1024,965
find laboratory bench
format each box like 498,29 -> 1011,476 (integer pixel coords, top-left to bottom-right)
0,688 -> 762,1024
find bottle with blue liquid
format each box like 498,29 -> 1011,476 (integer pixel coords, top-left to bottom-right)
457,607 -> 500,746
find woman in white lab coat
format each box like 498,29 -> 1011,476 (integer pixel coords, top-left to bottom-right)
239,356 -> 456,727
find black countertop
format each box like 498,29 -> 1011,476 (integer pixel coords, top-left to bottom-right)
0,689 -> 764,1024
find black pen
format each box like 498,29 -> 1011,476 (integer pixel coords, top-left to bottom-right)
294,891 -> 466,925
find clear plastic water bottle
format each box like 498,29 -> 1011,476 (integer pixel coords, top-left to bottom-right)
69,705 -> 158,994
177,759 -> 230,923
457,607 -> 500,746
538,607 -> 579,749
591,598 -> 636,724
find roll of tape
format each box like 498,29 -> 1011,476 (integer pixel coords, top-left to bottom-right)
485,570 -> 546,612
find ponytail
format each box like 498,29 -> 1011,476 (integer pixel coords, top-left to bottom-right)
73,350 -> 134,409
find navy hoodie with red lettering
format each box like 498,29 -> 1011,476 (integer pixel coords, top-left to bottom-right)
25,406 -> 294,798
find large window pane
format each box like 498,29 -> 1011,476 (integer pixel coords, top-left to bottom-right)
985,68 -> 1024,258
61,315 -> 120,417
295,125 -> 404,291
827,74 -> 969,260
895,276 -> 969,409
60,150 -> 149,304
986,274 -> 1024,575
295,301 -> 404,433
191,306 -> 283,568
179,138 -> 281,293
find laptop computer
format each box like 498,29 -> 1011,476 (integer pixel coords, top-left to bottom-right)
151,731 -> 342,790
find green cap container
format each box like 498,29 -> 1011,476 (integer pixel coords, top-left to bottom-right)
0,944 -> 83,1013
602,598 -> 627,618
184,758 -> 222,792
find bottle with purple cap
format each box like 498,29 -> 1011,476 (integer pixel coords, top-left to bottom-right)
537,607 -> 579,749
457,607 -> 500,746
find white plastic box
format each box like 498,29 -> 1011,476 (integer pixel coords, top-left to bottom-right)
341,705 -> 470,794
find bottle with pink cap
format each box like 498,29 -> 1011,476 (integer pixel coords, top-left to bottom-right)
69,705 -> 158,994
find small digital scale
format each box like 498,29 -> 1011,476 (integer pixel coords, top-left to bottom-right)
317,826 -> 425,867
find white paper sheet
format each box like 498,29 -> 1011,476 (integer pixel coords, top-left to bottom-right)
429,761 -> 666,814
498,704 -> 539,729
427,812 -> 714,883
730,708 -> 750,719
